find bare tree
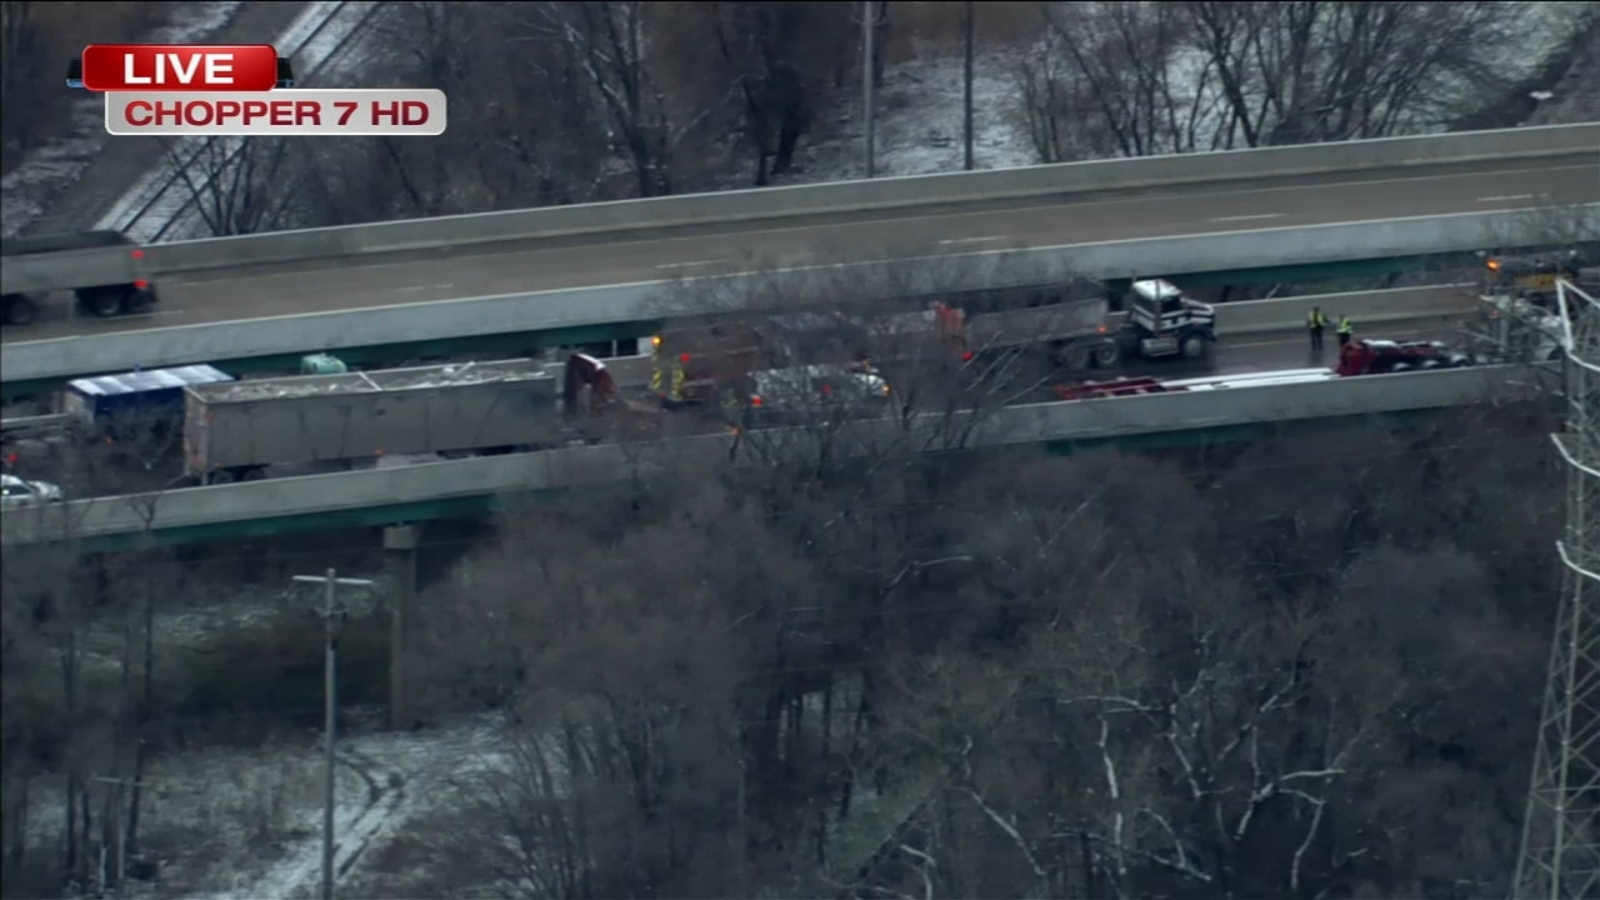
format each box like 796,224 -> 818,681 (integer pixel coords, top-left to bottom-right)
1183,0 -> 1530,147
1017,0 -> 1534,163
1019,1 -> 1227,161
700,2 -> 854,186
170,137 -> 310,237
526,2 -> 685,198
337,1 -> 615,221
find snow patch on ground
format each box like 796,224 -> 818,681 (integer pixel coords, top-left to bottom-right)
15,713 -> 514,900
0,2 -> 246,238
101,1 -> 391,242
717,46 -> 1036,193
174,718 -> 509,900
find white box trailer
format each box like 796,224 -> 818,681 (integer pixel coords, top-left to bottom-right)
182,359 -> 562,483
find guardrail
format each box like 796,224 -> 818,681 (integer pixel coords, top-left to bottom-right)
0,413 -> 74,435
0,364 -> 1535,546
7,206 -> 1575,385
140,123 -> 1600,275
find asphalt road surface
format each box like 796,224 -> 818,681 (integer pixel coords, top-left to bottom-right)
6,154 -> 1594,344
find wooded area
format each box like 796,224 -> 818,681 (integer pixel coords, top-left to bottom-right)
1,387 -> 1562,897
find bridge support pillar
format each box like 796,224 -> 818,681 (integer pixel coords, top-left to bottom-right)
383,525 -> 419,731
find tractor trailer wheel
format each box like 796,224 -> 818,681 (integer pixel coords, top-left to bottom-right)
76,287 -> 125,317
75,285 -> 149,318
1180,334 -> 1207,359
1092,342 -> 1120,368
1060,343 -> 1093,370
2,294 -> 38,326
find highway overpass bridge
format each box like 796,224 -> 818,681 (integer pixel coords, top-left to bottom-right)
2,123 -> 1595,398
1,356 -> 1545,552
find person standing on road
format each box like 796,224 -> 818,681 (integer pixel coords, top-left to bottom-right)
1308,306 -> 1328,351
1337,315 -> 1354,347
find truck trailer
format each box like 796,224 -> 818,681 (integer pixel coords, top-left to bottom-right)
182,358 -> 567,483
1,231 -> 158,326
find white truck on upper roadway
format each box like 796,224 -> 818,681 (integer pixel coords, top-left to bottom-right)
1,231 -> 157,326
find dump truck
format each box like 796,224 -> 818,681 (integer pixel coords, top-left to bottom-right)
182,358 -> 568,483
1,231 -> 158,326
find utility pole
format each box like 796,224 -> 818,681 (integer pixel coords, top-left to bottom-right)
862,0 -> 876,178
963,0 -> 975,171
1515,278 -> 1600,900
294,568 -> 374,900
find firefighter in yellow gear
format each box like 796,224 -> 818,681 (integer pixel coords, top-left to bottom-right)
669,364 -> 686,402
1336,315 -> 1354,347
649,335 -> 665,392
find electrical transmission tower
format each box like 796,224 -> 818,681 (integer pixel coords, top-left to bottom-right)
1516,277 -> 1600,900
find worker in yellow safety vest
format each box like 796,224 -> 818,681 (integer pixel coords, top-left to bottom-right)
1307,306 -> 1328,351
1337,315 -> 1354,347
669,364 -> 686,402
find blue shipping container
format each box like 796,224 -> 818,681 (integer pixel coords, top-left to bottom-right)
65,364 -> 234,432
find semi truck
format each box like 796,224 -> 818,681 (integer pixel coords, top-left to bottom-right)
647,278 -> 1219,405
963,278 -> 1218,370
1,231 -> 158,326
